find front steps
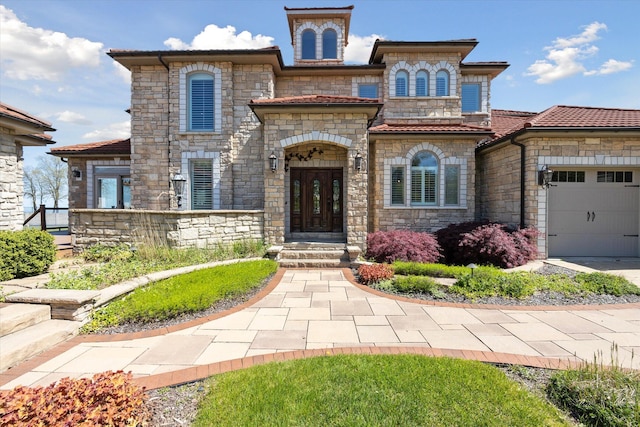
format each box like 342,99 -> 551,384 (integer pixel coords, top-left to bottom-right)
0,303 -> 81,372
271,241 -> 361,268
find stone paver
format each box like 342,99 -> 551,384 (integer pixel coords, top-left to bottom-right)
1,268 -> 639,391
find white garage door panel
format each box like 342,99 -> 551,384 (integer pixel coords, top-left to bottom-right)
548,169 -> 639,257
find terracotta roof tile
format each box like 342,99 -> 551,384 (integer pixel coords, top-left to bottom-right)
50,138 -> 130,156
0,102 -> 54,130
250,95 -> 381,105
369,123 -> 492,134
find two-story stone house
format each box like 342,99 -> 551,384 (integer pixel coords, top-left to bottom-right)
51,5 -> 640,259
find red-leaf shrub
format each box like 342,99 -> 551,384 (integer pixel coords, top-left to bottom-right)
458,223 -> 539,268
435,221 -> 489,265
358,263 -> 394,285
0,371 -> 149,426
365,230 -> 441,264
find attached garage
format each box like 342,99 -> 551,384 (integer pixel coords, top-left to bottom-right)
547,168 -> 639,257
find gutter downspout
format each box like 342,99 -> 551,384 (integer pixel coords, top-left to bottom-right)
509,137 -> 526,229
158,54 -> 172,209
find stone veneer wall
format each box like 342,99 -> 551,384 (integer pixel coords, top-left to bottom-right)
70,209 -> 264,252
0,131 -> 23,230
369,137 -> 476,232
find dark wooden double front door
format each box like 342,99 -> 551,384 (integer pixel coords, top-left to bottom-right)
290,168 -> 343,233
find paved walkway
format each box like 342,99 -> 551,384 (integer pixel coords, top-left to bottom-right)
1,268 -> 639,391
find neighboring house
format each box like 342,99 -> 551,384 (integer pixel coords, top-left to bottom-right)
50,5 -> 640,258
0,103 -> 56,231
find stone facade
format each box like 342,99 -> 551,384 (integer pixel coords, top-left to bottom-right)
70,209 -> 263,251
0,131 -> 23,230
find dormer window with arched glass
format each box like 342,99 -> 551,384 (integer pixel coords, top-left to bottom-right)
322,29 -> 337,59
301,29 -> 316,59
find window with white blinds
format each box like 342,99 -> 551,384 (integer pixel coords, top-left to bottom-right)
461,83 -> 480,112
411,152 -> 438,205
395,70 -> 408,97
190,160 -> 213,210
189,73 -> 214,131
436,70 -> 449,96
416,71 -> 428,96
358,84 -> 378,98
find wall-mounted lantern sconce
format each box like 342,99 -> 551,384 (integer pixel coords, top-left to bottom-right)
72,168 -> 82,179
354,152 -> 363,171
269,152 -> 278,172
171,172 -> 186,208
538,165 -> 554,189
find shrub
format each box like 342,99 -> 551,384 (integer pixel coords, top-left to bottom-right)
0,229 -> 56,280
358,263 -> 394,286
0,371 -> 149,426
435,221 -> 489,265
575,272 -> 640,296
458,223 -> 538,268
451,271 -> 542,299
365,230 -> 441,264
393,261 -> 476,279
393,275 -> 440,294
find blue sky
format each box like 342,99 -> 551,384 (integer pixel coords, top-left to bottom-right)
2,0 -> 639,178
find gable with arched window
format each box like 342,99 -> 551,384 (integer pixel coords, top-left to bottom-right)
301,29 -> 316,59
322,29 -> 337,59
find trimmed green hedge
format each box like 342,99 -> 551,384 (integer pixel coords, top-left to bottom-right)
0,229 -> 56,280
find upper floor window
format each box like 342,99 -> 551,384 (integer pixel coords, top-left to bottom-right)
395,70 -> 408,97
436,70 -> 449,96
322,29 -> 337,59
188,73 -> 214,131
358,84 -> 378,98
302,29 -> 316,59
416,70 -> 428,96
461,83 -> 481,112
411,151 -> 438,205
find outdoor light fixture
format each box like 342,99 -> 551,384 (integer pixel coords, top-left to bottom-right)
72,169 -> 82,179
354,152 -> 363,171
171,172 -> 186,208
538,165 -> 554,189
269,152 -> 278,172
467,263 -> 477,276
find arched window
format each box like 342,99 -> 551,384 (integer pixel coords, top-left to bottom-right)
395,70 -> 408,97
411,151 -> 438,205
322,29 -> 337,59
301,29 -> 316,59
188,73 -> 214,131
436,70 -> 449,96
416,70 -> 428,96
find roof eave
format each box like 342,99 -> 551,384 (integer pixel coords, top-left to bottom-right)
369,39 -> 479,64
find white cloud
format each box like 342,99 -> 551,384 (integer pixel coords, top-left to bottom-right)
56,111 -> 92,125
526,22 -> 632,84
164,24 -> 274,50
345,34 -> 382,64
82,120 -> 130,141
0,5 -> 103,81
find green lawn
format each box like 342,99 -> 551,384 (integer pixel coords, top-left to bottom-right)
194,355 -> 571,426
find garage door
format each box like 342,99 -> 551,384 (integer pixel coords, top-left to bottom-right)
548,169 -> 639,257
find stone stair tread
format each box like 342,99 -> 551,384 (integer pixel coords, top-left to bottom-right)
279,259 -> 350,268
0,319 -> 81,372
0,304 -> 51,337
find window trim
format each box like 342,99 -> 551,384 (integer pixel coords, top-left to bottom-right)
180,151 -> 221,210
179,64 -> 221,133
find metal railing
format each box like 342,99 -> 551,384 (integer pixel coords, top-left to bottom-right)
23,204 -> 69,230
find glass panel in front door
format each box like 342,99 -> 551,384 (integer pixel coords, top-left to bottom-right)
313,179 -> 321,214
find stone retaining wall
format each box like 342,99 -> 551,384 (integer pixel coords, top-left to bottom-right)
70,209 -> 264,252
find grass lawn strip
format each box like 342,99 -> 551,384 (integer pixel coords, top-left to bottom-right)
193,355 -> 571,426
82,259 -> 277,333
